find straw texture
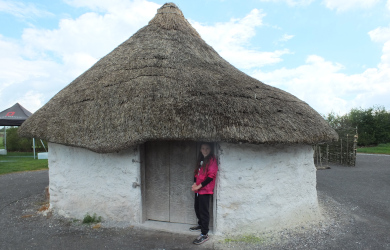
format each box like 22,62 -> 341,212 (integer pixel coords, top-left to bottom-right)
19,3 -> 338,153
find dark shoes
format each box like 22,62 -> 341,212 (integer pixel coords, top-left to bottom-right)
190,226 -> 209,245
193,234 -> 209,245
189,225 -> 201,231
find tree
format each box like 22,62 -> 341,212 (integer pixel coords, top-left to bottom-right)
373,106 -> 390,143
4,127 -> 48,152
6,127 -> 33,151
325,106 -> 390,146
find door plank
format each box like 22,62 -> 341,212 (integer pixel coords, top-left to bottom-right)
169,141 -> 198,224
145,141 -> 170,222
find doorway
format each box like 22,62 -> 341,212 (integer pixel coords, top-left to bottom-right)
143,141 -> 214,225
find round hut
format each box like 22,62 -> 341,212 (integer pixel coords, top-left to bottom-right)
19,3 -> 338,235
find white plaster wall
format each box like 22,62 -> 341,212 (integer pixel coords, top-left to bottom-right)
216,142 -> 320,235
48,143 -> 141,223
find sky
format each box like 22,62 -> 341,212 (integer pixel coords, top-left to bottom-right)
1,0 -> 390,116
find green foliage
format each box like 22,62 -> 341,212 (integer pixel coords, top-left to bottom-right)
3,127 -> 48,152
6,127 -> 30,151
324,111 -> 349,130
350,106 -> 390,145
82,213 -> 102,224
0,152 -> 48,175
357,143 -> 390,155
324,106 -> 390,146
323,111 -> 355,139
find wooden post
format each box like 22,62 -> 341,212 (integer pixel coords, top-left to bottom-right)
319,146 -> 322,167
326,144 -> 329,166
3,126 -> 6,151
33,138 -> 36,159
340,139 -> 343,165
346,134 -> 349,166
353,134 -> 358,166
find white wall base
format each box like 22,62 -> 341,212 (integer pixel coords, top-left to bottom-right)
0,149 -> 6,155
216,142 -> 320,235
48,143 -> 142,223
47,141 -> 319,235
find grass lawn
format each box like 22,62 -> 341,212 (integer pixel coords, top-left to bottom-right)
0,152 -> 48,175
357,143 -> 390,155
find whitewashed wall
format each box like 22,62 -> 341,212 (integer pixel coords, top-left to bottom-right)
48,143 -> 141,222
216,143 -> 320,235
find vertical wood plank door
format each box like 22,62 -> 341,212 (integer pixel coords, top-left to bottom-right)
144,141 -> 198,224
169,141 -> 198,224
144,141 -> 170,222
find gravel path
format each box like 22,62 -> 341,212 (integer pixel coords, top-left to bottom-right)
1,153 -> 389,249
0,170 -> 48,213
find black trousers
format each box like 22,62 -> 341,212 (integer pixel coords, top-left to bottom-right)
194,194 -> 211,235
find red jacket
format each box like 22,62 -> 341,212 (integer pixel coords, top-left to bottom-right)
195,157 -> 218,195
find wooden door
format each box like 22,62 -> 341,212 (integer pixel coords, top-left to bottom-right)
144,141 -> 170,221
145,141 -> 198,224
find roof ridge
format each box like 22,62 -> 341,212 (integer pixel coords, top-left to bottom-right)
148,2 -> 201,38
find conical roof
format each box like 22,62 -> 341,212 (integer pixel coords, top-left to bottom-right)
19,3 -> 338,153
0,103 -> 32,126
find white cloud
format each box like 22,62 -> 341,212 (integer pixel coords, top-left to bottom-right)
14,91 -> 45,113
0,35 -> 68,112
22,1 -> 159,61
257,0 -> 314,6
322,0 -> 380,12
250,22 -> 390,115
369,25 -> 390,69
0,0 -> 53,18
191,9 -> 290,69
252,51 -> 390,115
0,0 -> 160,112
369,26 -> 390,43
379,41 -> 390,69
279,34 -> 294,42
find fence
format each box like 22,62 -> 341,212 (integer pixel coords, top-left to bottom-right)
314,128 -> 358,167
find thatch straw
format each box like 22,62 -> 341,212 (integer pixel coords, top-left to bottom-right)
19,2 -> 338,153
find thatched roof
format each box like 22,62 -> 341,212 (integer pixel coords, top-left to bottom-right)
19,2 -> 338,153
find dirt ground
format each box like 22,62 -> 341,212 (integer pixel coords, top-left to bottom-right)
1,153 -> 389,249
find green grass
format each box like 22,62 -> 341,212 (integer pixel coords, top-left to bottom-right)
82,213 -> 102,224
357,143 -> 390,155
0,152 -> 48,175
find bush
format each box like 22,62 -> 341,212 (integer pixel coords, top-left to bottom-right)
324,106 -> 390,146
4,127 -> 48,152
82,213 -> 102,224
